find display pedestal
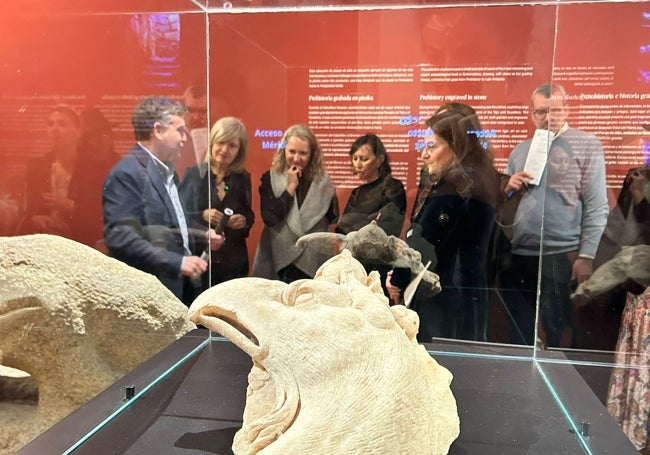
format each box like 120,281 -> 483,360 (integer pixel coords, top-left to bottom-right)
17,332 -> 636,454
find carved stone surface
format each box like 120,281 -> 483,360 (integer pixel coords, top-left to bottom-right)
189,249 -> 459,455
0,234 -> 194,455
0,365 -> 38,404
296,221 -> 441,293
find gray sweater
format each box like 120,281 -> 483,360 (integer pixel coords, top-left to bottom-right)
506,128 -> 609,258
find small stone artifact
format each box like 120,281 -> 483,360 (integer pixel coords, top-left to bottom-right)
296,221 -> 440,293
572,244 -> 650,303
189,249 -> 459,455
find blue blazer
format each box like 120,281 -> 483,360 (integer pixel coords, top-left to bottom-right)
103,144 -> 202,299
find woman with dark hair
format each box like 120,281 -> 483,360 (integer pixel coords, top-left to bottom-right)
390,104 -> 500,342
252,124 -> 338,283
179,116 -> 255,290
336,133 -> 406,237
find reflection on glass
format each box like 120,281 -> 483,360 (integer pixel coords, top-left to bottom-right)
4,0 -> 650,451
20,106 -> 80,237
573,166 -> 650,350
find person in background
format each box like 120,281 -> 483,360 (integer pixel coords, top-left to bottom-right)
604,166 -> 650,453
252,124 -> 339,283
387,104 -> 500,342
606,285 -> 650,454
21,106 -> 119,249
574,162 -> 650,350
177,85 -> 209,177
20,105 -> 81,237
102,96 -> 223,305
68,108 -> 119,249
336,133 -> 406,237
180,116 -> 255,291
501,82 -> 609,347
336,133 -> 406,297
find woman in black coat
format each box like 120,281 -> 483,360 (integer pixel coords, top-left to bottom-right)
336,133 -> 406,237
390,104 -> 500,342
180,117 -> 255,291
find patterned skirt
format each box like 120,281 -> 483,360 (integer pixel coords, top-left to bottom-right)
606,287 -> 650,451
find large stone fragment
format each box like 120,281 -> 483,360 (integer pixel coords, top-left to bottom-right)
189,249 -> 459,455
0,234 -> 194,455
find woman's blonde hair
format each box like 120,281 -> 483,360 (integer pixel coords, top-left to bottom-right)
206,117 -> 248,173
271,124 -> 324,181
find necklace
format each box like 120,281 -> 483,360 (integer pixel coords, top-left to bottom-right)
215,176 -> 230,192
212,167 -> 231,193
212,169 -> 231,202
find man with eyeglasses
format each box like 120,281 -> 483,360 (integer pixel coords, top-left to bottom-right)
500,82 -> 608,347
102,96 -> 224,305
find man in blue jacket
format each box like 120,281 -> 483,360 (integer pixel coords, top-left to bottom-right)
103,96 -> 223,304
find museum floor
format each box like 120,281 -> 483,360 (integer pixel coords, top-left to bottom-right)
17,331 -> 636,455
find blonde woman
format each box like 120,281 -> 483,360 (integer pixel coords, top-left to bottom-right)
252,124 -> 339,282
180,116 -> 255,290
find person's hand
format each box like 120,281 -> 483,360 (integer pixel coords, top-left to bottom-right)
571,257 -> 593,285
203,208 -> 223,227
286,165 -> 302,196
228,213 -> 247,230
385,270 -> 403,305
41,192 -> 74,212
206,228 -> 225,251
504,172 -> 534,195
180,255 -> 208,279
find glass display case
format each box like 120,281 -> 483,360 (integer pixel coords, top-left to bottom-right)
1,0 -> 649,453
14,334 -> 639,454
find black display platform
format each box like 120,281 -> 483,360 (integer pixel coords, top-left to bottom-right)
17,332 -> 637,454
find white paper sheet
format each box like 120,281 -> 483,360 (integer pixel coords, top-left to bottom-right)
523,129 -> 555,185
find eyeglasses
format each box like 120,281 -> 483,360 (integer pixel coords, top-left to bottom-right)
531,107 -> 566,118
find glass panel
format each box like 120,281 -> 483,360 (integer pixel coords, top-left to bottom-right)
15,334 -> 639,454
207,3 -> 554,347
4,0 -> 648,452
24,338 -> 597,454
536,1 -> 650,452
0,2 -> 209,453
196,0 -> 553,12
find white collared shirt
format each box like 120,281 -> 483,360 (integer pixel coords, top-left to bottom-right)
138,143 -> 191,255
